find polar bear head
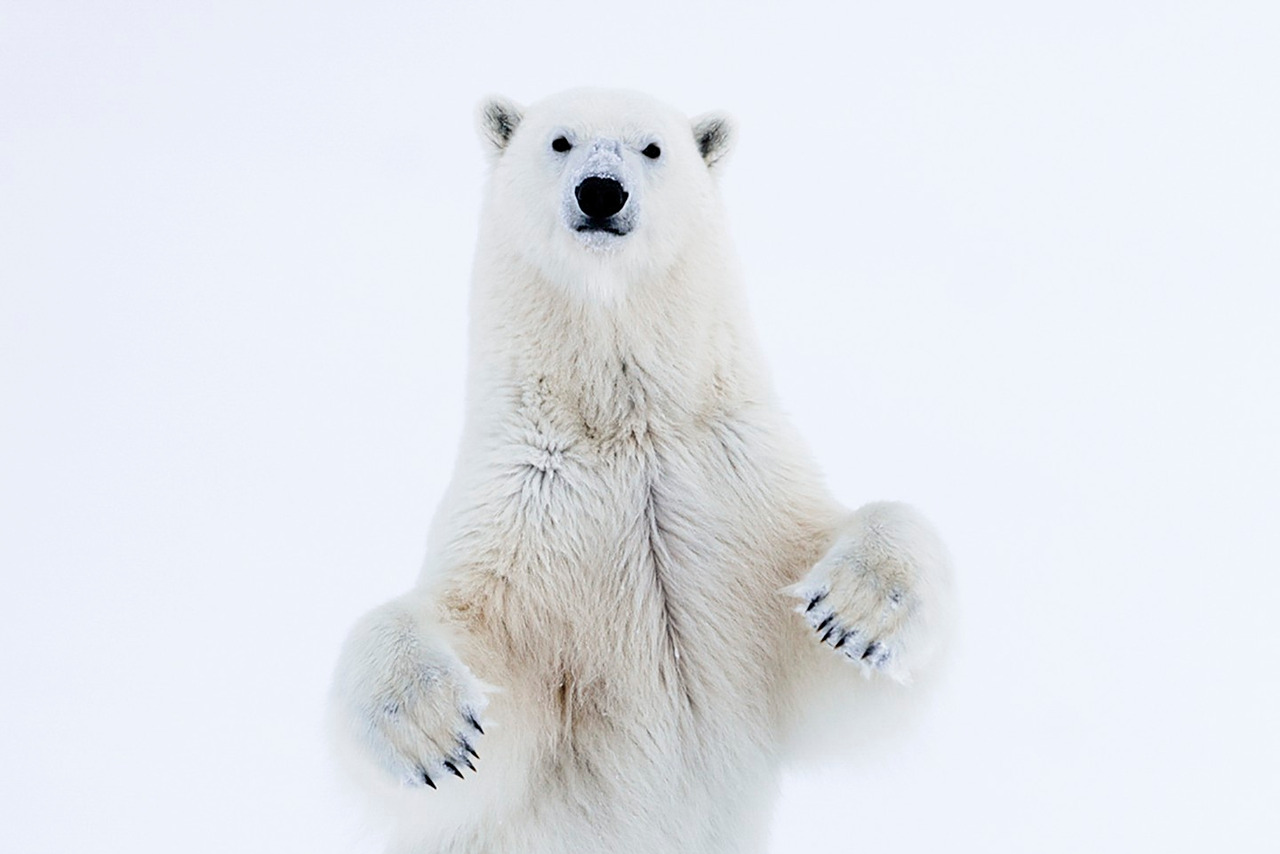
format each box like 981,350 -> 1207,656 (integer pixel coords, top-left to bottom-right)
474,89 -> 734,296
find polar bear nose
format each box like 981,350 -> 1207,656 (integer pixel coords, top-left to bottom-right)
575,177 -> 629,219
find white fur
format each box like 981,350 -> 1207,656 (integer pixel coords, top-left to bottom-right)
330,88 -> 954,854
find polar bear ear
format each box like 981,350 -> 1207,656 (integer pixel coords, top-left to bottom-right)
691,111 -> 735,168
476,95 -> 524,157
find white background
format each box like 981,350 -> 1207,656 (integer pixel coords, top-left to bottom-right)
3,2 -> 1277,852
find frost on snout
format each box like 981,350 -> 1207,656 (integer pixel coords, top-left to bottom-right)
562,138 -> 637,244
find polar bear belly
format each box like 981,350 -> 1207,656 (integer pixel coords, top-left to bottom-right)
431,415 -> 811,850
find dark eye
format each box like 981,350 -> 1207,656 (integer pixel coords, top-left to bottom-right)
551,136 -> 572,153
642,143 -> 661,159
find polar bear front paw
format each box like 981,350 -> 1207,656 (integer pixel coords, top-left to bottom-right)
789,501 -> 950,683
331,603 -> 488,789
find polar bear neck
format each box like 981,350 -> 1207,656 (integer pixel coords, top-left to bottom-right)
466,246 -> 769,436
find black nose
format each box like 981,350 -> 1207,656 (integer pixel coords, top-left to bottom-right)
575,176 -> 629,219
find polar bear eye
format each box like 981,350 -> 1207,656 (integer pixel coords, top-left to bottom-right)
551,136 -> 572,153
641,143 -> 661,159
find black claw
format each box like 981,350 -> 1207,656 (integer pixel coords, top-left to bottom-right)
463,741 -> 480,760
421,769 -> 437,789
444,761 -> 465,780
861,642 -> 881,661
460,755 -> 476,772
466,713 -> 484,735
815,614 -> 834,633
820,625 -> 837,644
805,592 -> 825,613
833,630 -> 849,649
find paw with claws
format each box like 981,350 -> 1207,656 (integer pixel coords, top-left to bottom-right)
332,602 -> 489,789
789,501 -> 950,683
399,709 -> 485,790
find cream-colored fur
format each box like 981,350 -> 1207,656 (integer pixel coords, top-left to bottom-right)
330,88 -> 953,854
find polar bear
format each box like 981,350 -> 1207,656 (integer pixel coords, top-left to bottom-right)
330,88 -> 953,854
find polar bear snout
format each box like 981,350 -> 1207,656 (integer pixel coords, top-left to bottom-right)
568,171 -> 635,239
575,176 -> 629,220
561,137 -> 638,244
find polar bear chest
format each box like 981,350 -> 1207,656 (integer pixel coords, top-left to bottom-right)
448,400 -> 803,721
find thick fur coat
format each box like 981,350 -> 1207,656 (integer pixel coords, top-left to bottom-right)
331,89 -> 953,854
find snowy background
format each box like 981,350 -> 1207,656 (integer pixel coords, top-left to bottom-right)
3,2 -> 1277,852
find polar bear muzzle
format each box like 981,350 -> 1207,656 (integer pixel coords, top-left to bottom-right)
563,137 -> 638,242
574,177 -> 629,222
